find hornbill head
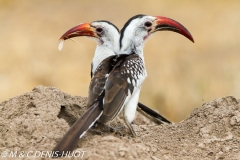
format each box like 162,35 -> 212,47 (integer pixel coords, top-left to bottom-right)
58,20 -> 120,51
119,14 -> 194,53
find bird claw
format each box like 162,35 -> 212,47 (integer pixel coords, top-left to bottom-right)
108,125 -> 125,132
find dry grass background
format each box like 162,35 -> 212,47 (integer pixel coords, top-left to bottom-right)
0,0 -> 240,122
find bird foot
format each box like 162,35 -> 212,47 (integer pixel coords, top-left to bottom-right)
103,123 -> 126,136
108,125 -> 125,132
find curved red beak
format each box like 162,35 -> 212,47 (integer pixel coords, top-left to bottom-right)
59,23 -> 97,40
153,16 -> 194,43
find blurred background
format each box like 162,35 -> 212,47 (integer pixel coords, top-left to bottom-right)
0,0 -> 240,122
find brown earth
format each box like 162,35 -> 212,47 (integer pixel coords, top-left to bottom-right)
1,86 -> 240,159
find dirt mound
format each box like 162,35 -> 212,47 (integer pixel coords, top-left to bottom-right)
0,86 -> 240,159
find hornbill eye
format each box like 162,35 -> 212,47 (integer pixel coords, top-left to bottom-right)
144,21 -> 152,28
96,27 -> 103,33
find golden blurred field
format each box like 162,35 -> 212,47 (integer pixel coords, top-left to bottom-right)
1,0 -> 240,122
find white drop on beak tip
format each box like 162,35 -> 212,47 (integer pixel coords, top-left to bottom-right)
58,39 -> 64,51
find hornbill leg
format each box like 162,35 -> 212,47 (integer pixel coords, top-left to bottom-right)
124,113 -> 137,137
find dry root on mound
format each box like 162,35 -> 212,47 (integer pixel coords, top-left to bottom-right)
0,86 -> 240,160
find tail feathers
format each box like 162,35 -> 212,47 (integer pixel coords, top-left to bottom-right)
137,102 -> 171,124
52,101 -> 103,157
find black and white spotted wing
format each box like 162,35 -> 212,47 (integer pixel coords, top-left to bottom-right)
98,54 -> 146,123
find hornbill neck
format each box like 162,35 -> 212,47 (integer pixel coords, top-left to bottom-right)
91,44 -> 117,74
119,44 -> 144,58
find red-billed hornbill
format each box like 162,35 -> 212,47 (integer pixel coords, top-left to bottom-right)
58,21 -> 171,123
53,15 -> 194,156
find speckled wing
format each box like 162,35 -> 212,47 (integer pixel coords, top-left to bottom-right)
87,54 -> 130,108
98,54 -> 146,123
87,55 -> 115,108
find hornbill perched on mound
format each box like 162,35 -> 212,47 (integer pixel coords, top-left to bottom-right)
53,15 -> 194,157
58,20 -> 171,124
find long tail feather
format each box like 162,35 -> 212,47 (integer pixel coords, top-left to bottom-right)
137,102 -> 171,124
52,101 -> 103,157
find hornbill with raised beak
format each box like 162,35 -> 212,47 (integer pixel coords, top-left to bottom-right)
53,15 -> 194,157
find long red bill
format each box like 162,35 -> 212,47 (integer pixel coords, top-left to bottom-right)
154,16 -> 194,43
58,23 -> 96,50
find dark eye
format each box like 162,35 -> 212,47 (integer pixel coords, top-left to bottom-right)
96,27 -> 103,33
144,21 -> 152,27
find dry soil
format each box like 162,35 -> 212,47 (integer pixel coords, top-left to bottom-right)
1,86 -> 240,159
